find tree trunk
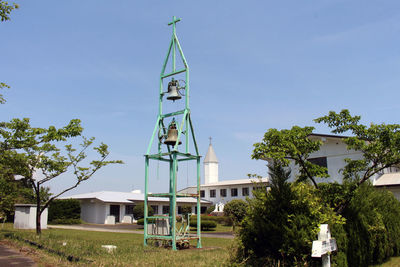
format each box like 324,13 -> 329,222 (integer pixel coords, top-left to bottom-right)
36,184 -> 41,235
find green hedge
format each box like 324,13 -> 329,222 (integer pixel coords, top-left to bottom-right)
48,199 -> 81,223
136,218 -> 156,225
190,215 -> 230,224
50,218 -> 82,225
189,220 -> 216,230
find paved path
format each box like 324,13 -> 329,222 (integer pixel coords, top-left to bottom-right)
0,243 -> 37,267
49,224 -> 234,239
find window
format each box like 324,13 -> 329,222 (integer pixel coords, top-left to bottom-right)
210,189 -> 216,198
125,205 -> 134,214
195,206 -> 208,214
178,206 -> 182,214
242,187 -> 249,196
308,157 -> 327,168
220,189 -> 227,197
200,190 -> 205,198
162,205 -> 169,215
231,188 -> 238,197
151,205 -> 159,214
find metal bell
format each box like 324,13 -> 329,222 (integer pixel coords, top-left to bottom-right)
166,79 -> 181,101
164,122 -> 182,146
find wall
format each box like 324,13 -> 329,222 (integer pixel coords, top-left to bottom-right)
14,205 -> 48,229
288,137 -> 363,183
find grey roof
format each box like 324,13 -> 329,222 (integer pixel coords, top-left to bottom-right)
59,191 -> 212,204
204,143 -> 218,163
374,173 -> 400,187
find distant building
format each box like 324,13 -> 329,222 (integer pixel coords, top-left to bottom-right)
261,133 -> 400,201
60,191 -> 211,225
178,141 -> 269,210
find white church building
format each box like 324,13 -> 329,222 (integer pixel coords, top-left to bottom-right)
178,141 -> 270,211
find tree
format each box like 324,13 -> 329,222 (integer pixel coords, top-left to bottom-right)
0,1 -> 18,22
252,126 -> 328,188
223,199 -> 248,231
133,203 -> 154,220
1,1 -> 19,103
0,118 -> 123,234
235,163 -> 344,266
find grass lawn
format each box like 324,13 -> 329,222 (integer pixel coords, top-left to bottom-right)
375,257 -> 400,267
0,223 -> 233,267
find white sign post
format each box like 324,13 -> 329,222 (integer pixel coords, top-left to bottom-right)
312,224 -> 337,267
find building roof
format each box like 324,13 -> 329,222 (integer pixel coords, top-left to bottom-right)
180,177 -> 269,190
308,133 -> 351,139
60,191 -> 212,204
204,143 -> 218,163
374,173 -> 400,187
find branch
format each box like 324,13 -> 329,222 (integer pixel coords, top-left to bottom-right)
297,155 -> 319,189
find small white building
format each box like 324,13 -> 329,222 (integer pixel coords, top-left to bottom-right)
179,141 -> 269,208
14,204 -> 48,229
61,191 -> 212,224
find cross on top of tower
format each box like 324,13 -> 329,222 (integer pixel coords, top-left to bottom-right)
168,16 -> 181,30
209,137 -> 212,145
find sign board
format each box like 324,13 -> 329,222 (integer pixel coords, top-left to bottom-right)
312,239 -> 337,257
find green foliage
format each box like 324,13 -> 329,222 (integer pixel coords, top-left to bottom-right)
341,183 -> 400,266
50,218 -> 82,225
190,220 -> 217,230
132,203 -> 154,220
180,205 -> 192,215
136,218 -> 156,225
0,118 -> 123,234
315,109 -> 400,186
252,126 -> 327,187
223,199 -> 248,230
48,199 -> 81,222
0,1 -> 18,22
206,205 -> 215,214
235,163 -> 344,266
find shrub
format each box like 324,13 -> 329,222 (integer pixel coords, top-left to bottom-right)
341,183 -> 400,266
190,220 -> 217,230
223,199 -> 248,230
51,218 -> 82,225
132,203 -> 154,220
206,205 -> 215,214
48,199 -> 81,222
180,205 -> 192,216
234,163 -> 344,266
136,218 -> 156,225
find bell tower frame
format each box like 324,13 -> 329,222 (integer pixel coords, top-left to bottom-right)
144,16 -> 202,250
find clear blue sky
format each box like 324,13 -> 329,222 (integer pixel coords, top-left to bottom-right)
1,1 -> 400,196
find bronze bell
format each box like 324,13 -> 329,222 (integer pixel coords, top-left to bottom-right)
166,79 -> 181,101
164,122 -> 182,146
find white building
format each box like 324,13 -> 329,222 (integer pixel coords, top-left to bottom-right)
286,133 -> 364,183
262,133 -> 400,201
179,141 -> 269,209
61,191 -> 212,224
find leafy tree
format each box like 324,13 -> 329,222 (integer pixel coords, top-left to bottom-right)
0,118 -> 123,234
1,1 -> 18,103
223,199 -> 248,231
133,203 -> 154,220
180,205 -> 192,216
235,163 -> 344,266
0,1 -> 18,22
252,126 -> 327,188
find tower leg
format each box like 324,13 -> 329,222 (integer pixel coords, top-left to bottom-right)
144,156 -> 149,246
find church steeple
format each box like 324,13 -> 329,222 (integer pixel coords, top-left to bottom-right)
204,137 -> 219,184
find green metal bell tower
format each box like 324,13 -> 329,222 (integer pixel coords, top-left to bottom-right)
143,16 -> 202,250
